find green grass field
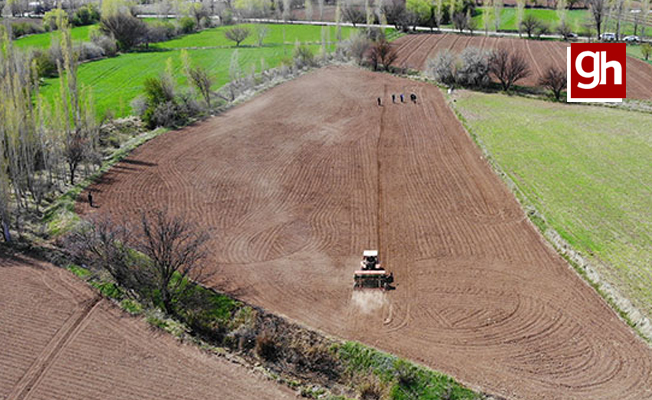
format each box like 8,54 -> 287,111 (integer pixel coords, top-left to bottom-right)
453,91 -> 652,321
153,23 -> 355,49
627,44 -> 652,65
37,23 -> 352,118
466,7 -> 588,32
14,24 -> 95,49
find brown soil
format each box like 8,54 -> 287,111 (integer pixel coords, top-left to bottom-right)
77,66 -> 652,399
393,33 -> 652,100
0,252 -> 296,400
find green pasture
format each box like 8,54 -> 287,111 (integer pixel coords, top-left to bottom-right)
454,91 -> 652,320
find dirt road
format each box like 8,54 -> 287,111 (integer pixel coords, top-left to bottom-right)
78,66 -> 652,399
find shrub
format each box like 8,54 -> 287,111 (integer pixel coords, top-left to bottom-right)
178,16 -> 197,34
76,42 -> 105,62
255,331 -> 279,361
456,47 -> 490,87
343,31 -> 371,65
11,21 -> 43,38
72,4 -> 100,26
427,50 -> 456,85
538,65 -> 566,101
293,43 -> 316,68
33,49 -> 58,78
91,33 -> 118,57
146,21 -> 177,44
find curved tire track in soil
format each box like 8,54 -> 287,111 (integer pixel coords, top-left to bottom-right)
78,66 -> 652,400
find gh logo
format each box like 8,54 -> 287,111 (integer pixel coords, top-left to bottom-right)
567,43 -> 627,102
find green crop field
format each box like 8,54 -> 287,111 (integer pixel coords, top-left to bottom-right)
627,44 -> 652,65
453,91 -> 652,321
457,8 -> 588,32
37,23 -> 352,118
14,24 -> 95,49
153,23 -> 355,49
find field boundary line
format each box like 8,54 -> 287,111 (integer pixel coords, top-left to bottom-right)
447,92 -> 652,344
7,297 -> 102,400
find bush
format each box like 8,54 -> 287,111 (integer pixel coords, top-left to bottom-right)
641,43 -> 652,61
255,331 -> 279,361
33,49 -> 58,78
91,33 -> 118,57
72,4 -> 100,26
293,43 -> 316,68
456,47 -> 490,87
146,21 -> 177,44
76,42 -> 105,62
343,31 -> 371,65
11,21 -> 43,38
178,16 -> 197,34
427,50 -> 456,85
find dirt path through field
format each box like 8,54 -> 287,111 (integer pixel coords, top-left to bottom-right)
78,66 -> 652,399
0,252 -> 296,400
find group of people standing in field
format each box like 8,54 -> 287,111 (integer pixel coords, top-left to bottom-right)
377,93 -> 417,106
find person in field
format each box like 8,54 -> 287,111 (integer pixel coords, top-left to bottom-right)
377,97 -> 382,106
88,192 -> 94,208
410,93 -> 417,103
392,94 -> 396,103
400,94 -> 404,103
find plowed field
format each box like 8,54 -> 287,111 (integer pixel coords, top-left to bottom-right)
0,252 -> 296,400
78,66 -> 652,399
393,33 -> 652,100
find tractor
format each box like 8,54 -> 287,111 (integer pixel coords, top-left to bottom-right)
353,250 -> 393,290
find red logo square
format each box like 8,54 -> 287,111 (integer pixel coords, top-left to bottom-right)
567,43 -> 627,102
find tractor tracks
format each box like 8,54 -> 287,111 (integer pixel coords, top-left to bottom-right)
7,297 -> 102,400
376,84 -> 388,258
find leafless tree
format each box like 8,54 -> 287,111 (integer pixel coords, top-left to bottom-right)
520,14 -> 541,38
65,216 -> 148,291
224,26 -> 251,46
134,210 -> 210,315
538,66 -> 567,101
489,48 -> 530,91
586,0 -> 607,39
452,11 -> 468,32
368,38 -> 398,71
344,31 -> 371,65
100,13 -> 149,51
342,4 -> 365,26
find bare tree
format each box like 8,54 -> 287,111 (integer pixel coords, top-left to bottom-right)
100,13 -> 149,51
135,210 -> 210,315
342,3 -> 365,26
344,31 -> 371,65
586,0 -> 607,39
368,38 -> 398,71
520,13 -> 541,38
65,216 -> 148,291
427,50 -> 456,85
538,66 -> 567,100
452,11 -> 468,32
489,48 -> 530,91
224,26 -> 251,46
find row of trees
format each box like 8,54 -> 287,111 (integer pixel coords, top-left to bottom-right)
427,47 -> 568,100
0,17 -> 99,241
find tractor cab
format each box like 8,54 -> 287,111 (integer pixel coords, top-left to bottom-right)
354,250 -> 393,290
